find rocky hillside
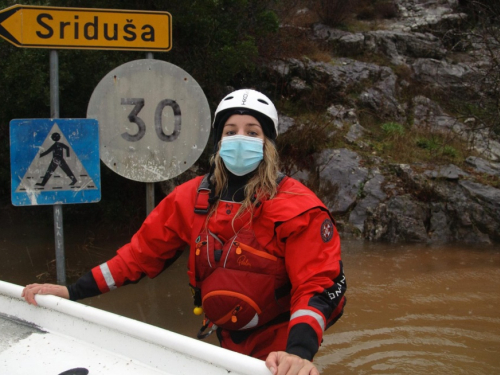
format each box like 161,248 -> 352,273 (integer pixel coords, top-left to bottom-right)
265,0 -> 500,244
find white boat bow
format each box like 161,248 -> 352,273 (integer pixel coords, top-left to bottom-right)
0,280 -> 271,375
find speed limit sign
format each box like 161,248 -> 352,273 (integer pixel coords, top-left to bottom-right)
87,59 -> 211,182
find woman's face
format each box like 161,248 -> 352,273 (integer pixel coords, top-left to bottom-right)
221,114 -> 264,140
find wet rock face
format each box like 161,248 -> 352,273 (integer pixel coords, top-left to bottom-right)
333,159 -> 500,244
349,172 -> 387,233
333,30 -> 447,65
465,157 -> 500,177
364,194 -> 430,242
410,58 -> 483,94
423,164 -> 469,180
316,148 -> 369,215
458,180 -> 500,241
268,57 -> 404,121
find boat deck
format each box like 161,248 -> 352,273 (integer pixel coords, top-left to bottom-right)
1,313 -> 175,375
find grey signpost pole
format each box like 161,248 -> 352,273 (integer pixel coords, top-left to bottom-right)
145,52 -> 155,216
50,49 -> 66,285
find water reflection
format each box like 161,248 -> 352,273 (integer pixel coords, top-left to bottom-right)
1,224 -> 499,374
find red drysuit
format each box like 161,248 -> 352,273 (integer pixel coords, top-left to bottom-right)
90,175 -> 346,361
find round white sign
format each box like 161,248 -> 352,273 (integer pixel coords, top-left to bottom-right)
87,59 -> 211,182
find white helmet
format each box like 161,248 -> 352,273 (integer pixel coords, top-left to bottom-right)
212,89 -> 279,139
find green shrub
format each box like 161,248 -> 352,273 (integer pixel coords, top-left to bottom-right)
443,145 -> 458,158
416,137 -> 440,150
277,114 -> 333,173
416,137 -> 458,159
382,122 -> 405,137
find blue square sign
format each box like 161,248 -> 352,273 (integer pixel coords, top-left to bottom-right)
10,118 -> 101,206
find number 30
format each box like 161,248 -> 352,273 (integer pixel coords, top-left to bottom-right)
120,98 -> 181,142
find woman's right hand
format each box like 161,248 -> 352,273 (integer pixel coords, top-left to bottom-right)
22,283 -> 69,306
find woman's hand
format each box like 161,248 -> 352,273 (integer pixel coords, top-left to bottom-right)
22,283 -> 69,306
266,351 -> 319,375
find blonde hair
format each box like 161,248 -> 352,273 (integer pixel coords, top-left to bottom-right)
209,137 -> 280,219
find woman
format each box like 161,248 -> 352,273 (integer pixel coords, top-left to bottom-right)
23,89 -> 346,375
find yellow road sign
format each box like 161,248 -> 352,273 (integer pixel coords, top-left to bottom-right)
0,5 -> 171,51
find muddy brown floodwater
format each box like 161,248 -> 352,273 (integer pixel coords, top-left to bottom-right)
1,220 -> 500,374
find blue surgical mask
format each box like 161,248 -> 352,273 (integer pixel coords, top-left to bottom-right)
219,135 -> 264,176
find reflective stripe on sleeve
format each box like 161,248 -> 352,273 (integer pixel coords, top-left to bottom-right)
290,309 -> 325,332
99,263 -> 117,291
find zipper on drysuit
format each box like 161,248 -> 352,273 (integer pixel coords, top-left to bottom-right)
233,241 -> 278,261
195,231 -> 224,262
195,240 -> 207,256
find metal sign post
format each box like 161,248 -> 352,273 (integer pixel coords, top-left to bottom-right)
146,52 -> 155,216
50,50 -> 66,285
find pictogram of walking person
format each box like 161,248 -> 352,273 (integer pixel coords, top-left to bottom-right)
36,132 -> 78,187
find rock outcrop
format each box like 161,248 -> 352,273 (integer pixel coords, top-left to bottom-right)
268,0 -> 500,244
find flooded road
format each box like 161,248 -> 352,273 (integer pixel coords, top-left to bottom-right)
1,219 -> 499,374
316,241 -> 500,374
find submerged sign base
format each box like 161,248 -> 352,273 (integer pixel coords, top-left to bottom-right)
10,118 -> 101,206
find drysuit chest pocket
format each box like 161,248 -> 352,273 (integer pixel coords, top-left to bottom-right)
202,268 -> 276,330
195,233 -> 288,330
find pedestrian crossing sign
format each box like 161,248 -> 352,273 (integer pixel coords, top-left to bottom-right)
10,118 -> 101,206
